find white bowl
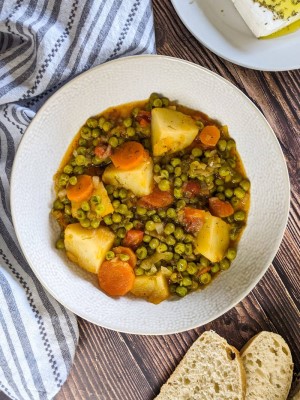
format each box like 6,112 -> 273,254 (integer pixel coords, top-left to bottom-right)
11,55 -> 290,335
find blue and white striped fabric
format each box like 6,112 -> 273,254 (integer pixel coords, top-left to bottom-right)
0,1 -> 155,399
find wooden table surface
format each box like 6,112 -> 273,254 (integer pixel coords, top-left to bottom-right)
2,2 -> 299,400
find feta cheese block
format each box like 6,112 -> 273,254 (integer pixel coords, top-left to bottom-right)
232,0 -> 300,37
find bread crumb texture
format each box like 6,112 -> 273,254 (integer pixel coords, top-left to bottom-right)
241,331 -> 293,400
155,331 -> 245,400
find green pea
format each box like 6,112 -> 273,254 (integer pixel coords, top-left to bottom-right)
102,121 -> 112,132
56,238 -> 65,250
232,173 -> 242,184
171,158 -> 181,167
191,147 -> 202,157
75,155 -> 86,166
217,139 -> 227,152
91,195 -> 101,205
177,259 -> 187,272
196,120 -> 204,129
158,210 -> 166,218
182,277 -> 192,287
87,118 -> 98,128
166,208 -> 176,219
95,204 -> 105,214
126,127 -> 135,137
166,164 -> 174,173
220,258 -> 231,270
106,251 -> 115,260
175,243 -> 185,255
108,136 -> 119,148
53,199 -> 64,210
227,248 -> 237,260
215,178 -> 224,186
119,188 -> 128,199
157,243 -> 168,253
160,169 -> 169,179
200,273 -> 212,284
217,185 -> 225,193
58,174 -> 69,187
176,286 -> 188,297
225,188 -> 234,198
162,97 -> 169,107
181,174 -> 188,182
125,222 -> 134,231
185,244 -> 193,256
123,117 -> 132,128
158,179 -> 170,191
116,228 -> 126,239
231,196 -> 240,207
234,210 -> 245,221
76,209 -> 86,220
136,206 -> 147,216
165,235 -> 176,246
91,219 -> 100,229
63,165 -> 73,174
211,263 -> 220,274
112,213 -> 122,223
112,200 -> 121,209
187,262 -> 198,275
174,177 -> 182,188
240,179 -> 250,192
81,126 -> 92,139
136,246 -> 148,260
227,158 -> 236,168
78,138 -> 87,146
174,227 -> 185,240
81,201 -> 90,211
200,256 -> 209,267
176,200 -> 186,209
149,238 -> 159,249
117,204 -> 128,215
98,116 -> 106,128
135,267 -> 144,276
164,223 -> 175,235
105,185 -> 114,194
219,166 -> 231,177
153,98 -> 162,107
113,190 -> 120,199
145,220 -> 156,231
87,210 -> 97,220
174,166 -> 182,177
234,187 -> 245,199
80,218 -> 91,228
152,214 -> 161,223
170,273 -> 179,283
153,164 -> 161,173
143,234 -> 152,243
184,234 -> 194,243
227,139 -> 236,150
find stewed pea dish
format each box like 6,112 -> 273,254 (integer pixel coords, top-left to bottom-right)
52,94 -> 250,303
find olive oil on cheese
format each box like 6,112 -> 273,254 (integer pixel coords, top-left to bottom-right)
254,0 -> 300,19
261,18 -> 300,38
254,0 -> 300,38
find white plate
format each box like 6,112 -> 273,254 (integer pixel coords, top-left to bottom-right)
171,0 -> 300,71
11,55 -> 290,334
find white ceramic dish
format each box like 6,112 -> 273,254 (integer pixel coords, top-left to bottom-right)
11,55 -> 290,334
171,0 -> 300,71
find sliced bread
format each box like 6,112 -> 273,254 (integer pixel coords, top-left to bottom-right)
155,330 -> 246,400
241,331 -> 293,400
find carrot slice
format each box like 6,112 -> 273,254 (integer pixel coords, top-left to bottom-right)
98,260 -> 135,296
199,125 -> 220,147
113,246 -> 137,268
66,175 -> 94,202
209,197 -> 234,218
138,186 -> 174,209
123,230 -> 144,248
110,141 -> 147,170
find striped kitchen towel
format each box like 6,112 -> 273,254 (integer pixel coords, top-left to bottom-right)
0,1 -> 155,399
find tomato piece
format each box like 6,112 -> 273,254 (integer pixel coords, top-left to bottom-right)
181,207 -> 206,233
209,197 -> 234,218
123,230 -> 144,248
182,180 -> 209,198
94,145 -> 112,159
136,110 -> 151,123
138,187 -> 174,209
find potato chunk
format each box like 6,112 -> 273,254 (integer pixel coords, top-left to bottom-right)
102,157 -> 153,197
130,271 -> 170,304
64,223 -> 115,274
151,108 -> 199,156
194,213 -> 230,263
71,181 -> 113,219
